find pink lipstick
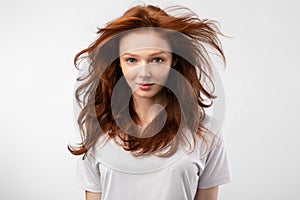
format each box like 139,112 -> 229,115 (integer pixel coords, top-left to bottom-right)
138,83 -> 154,90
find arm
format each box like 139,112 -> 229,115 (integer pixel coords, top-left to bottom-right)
194,186 -> 219,200
86,191 -> 102,200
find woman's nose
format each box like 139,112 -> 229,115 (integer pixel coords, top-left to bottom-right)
138,61 -> 151,78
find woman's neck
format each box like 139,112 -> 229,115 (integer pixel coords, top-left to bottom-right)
132,92 -> 168,127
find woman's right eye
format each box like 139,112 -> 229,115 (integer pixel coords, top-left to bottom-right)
126,58 -> 137,63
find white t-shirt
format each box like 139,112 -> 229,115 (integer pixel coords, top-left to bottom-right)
75,115 -> 232,200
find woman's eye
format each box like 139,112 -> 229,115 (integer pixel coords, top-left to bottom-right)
152,58 -> 164,63
126,58 -> 137,63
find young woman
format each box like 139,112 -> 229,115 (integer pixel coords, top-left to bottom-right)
69,4 -> 231,200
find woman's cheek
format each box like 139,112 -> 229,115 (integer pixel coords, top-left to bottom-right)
153,68 -> 171,84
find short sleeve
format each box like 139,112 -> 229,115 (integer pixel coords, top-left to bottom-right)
197,136 -> 232,189
74,150 -> 102,193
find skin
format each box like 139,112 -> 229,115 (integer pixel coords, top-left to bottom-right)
119,30 -> 173,126
86,186 -> 219,200
86,191 -> 101,200
85,30 -> 219,200
194,186 -> 219,200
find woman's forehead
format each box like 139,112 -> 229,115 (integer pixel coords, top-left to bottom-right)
119,30 -> 172,55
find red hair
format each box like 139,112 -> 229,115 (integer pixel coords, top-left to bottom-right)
68,5 -> 226,158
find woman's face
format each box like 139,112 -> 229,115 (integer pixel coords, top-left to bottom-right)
119,30 -> 173,101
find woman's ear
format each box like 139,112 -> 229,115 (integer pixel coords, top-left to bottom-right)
118,60 -> 122,68
172,57 -> 178,67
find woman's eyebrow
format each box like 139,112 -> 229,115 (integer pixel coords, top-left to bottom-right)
121,51 -> 168,57
149,51 -> 168,56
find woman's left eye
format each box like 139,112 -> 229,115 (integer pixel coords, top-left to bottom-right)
126,58 -> 137,63
152,58 -> 164,63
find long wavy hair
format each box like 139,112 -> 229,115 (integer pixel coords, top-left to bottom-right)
68,4 -> 226,158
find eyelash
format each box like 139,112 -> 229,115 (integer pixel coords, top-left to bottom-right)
124,58 -> 135,63
125,57 -> 164,63
152,58 -> 164,63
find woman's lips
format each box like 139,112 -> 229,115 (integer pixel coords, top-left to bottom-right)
137,83 -> 154,90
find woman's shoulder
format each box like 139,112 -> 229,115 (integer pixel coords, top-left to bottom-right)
188,112 -> 226,157
202,113 -> 225,138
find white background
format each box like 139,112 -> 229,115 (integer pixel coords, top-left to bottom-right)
0,0 -> 299,199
